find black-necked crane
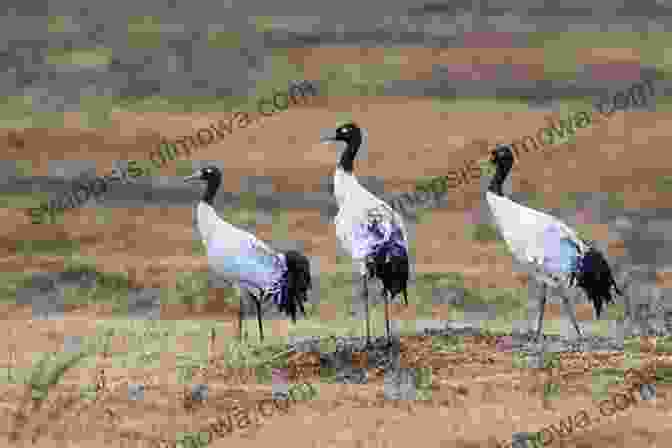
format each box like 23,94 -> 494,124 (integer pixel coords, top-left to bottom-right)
321,123 -> 409,348
184,166 -> 312,344
486,145 -> 623,341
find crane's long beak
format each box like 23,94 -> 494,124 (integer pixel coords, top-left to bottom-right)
183,171 -> 202,183
320,135 -> 336,144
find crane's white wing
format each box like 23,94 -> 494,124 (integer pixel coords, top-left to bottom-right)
487,192 -> 585,284
333,168 -> 408,260
335,190 -> 408,260
196,202 -> 281,289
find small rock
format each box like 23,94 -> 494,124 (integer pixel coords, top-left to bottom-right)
191,384 -> 208,402
272,391 -> 289,401
432,287 -> 465,306
127,383 -> 144,401
511,432 -> 538,448
63,335 -> 82,353
640,383 -> 656,401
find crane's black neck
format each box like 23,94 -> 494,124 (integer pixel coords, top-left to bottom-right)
488,160 -> 512,197
202,177 -> 221,205
337,134 -> 362,173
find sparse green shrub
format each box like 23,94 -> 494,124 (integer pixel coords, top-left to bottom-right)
415,366 -> 433,401
27,351 -> 88,402
431,335 -> 464,352
472,223 -> 499,242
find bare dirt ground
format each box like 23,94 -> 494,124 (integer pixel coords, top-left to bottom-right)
0,328 -> 670,447
2,48 -> 672,446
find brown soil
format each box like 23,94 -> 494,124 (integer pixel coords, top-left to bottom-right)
0,326 -> 669,447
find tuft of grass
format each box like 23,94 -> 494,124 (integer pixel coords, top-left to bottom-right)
26,350 -> 90,402
477,157 -> 496,178
413,271 -> 531,328
95,208 -> 114,225
191,239 -> 206,256
591,368 -> 629,401
174,160 -> 195,177
656,176 -> 672,193
319,366 -> 338,384
542,381 -> 561,401
208,31 -> 242,48
0,271 -> 37,303
0,95 -> 61,128
414,207 -> 433,224
319,63 -> 388,97
288,382 -> 318,402
46,47 -> 112,67
471,223 -> 500,242
253,16 -> 276,32
79,383 -> 98,402
0,192 -> 47,209
573,223 -> 593,242
656,336 -> 672,353
47,16 -> 75,33
542,352 -> 561,370
523,191 -> 548,211
176,431 -> 210,448
169,271 -> 210,309
512,352 -> 528,369
431,335 -> 464,353
55,259 -> 139,313
127,16 -> 163,49
13,239 -> 80,256
214,339 -> 296,384
654,367 -> 672,385
14,160 -> 32,177
415,366 -> 433,401
606,191 -> 626,210
558,192 -> 581,210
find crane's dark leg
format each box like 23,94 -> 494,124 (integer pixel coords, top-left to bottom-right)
534,282 -> 547,342
255,297 -> 264,343
208,327 -> 216,365
402,288 -> 408,307
239,292 -> 244,342
362,274 -> 371,348
384,290 -> 392,347
298,297 -> 306,318
561,294 -> 582,339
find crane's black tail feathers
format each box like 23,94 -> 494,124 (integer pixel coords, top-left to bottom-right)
575,247 -> 621,319
367,243 -> 409,302
279,250 -> 312,323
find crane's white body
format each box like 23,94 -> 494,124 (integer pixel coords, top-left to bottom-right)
486,190 -> 589,340
196,201 -> 285,294
486,191 -> 587,287
334,168 -> 408,272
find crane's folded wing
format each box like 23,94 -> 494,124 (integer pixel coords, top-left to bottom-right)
487,194 -> 582,273
206,237 -> 283,291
